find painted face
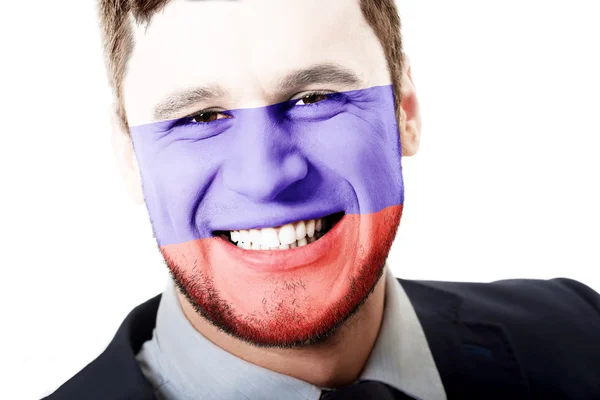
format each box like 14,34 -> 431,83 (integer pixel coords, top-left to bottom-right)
124,0 -> 404,347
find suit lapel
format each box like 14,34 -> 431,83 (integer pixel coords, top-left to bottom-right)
44,295 -> 162,400
399,279 -> 531,400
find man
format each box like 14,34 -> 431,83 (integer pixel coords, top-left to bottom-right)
45,0 -> 600,399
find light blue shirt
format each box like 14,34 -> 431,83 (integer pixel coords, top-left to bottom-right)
136,266 -> 446,400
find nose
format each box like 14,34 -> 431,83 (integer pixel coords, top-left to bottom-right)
221,110 -> 308,202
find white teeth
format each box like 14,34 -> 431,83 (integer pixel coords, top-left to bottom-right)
260,227 -> 280,247
295,221 -> 306,240
249,229 -> 261,244
240,230 -> 250,243
306,219 -> 315,238
278,224 -> 296,245
229,217 -> 329,250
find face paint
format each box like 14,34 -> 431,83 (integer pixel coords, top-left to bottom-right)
130,84 -> 404,347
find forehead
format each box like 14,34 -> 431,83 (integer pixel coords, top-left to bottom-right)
123,0 -> 391,125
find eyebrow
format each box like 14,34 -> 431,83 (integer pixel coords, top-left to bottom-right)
153,85 -> 226,121
278,63 -> 361,91
152,63 -> 362,121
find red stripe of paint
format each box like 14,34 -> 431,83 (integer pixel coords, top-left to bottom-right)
160,204 -> 403,346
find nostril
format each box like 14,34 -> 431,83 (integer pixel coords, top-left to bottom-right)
223,152 -> 308,202
282,153 -> 308,182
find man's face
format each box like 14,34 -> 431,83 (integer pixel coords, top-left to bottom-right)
123,0 -> 404,347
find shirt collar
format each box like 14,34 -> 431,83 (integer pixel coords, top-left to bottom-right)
360,267 -> 446,400
154,265 -> 446,400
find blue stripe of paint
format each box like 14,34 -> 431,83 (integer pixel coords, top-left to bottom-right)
131,84 -> 403,246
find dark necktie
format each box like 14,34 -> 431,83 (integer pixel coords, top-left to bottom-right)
319,380 -> 418,400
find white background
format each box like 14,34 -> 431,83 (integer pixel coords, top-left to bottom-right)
1,1 -> 599,399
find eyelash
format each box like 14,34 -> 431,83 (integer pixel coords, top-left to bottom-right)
182,90 -> 337,125
184,109 -> 231,125
292,90 -> 335,106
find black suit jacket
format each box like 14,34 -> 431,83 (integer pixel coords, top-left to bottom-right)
44,277 -> 600,400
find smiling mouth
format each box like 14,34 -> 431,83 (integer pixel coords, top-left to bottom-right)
213,212 -> 344,250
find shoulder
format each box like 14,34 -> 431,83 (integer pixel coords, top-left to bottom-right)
400,277 -> 600,397
42,295 -> 162,400
403,277 -> 600,323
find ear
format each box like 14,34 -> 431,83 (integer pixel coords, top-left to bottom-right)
110,105 -> 144,204
399,54 -> 422,157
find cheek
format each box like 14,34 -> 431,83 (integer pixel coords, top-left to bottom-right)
297,113 -> 403,211
133,140 -> 225,244
305,120 -> 387,171
134,122 -> 238,197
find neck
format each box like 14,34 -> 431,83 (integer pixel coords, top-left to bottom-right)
178,269 -> 387,389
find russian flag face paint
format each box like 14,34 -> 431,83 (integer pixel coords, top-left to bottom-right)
130,85 -> 403,346
123,0 -> 405,347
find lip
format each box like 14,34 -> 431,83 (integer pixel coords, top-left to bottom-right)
214,213 -> 349,272
210,209 -> 344,233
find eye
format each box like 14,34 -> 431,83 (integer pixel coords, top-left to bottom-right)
294,92 -> 331,106
286,91 -> 347,122
188,110 -> 232,123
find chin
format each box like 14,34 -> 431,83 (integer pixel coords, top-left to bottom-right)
160,204 -> 403,347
